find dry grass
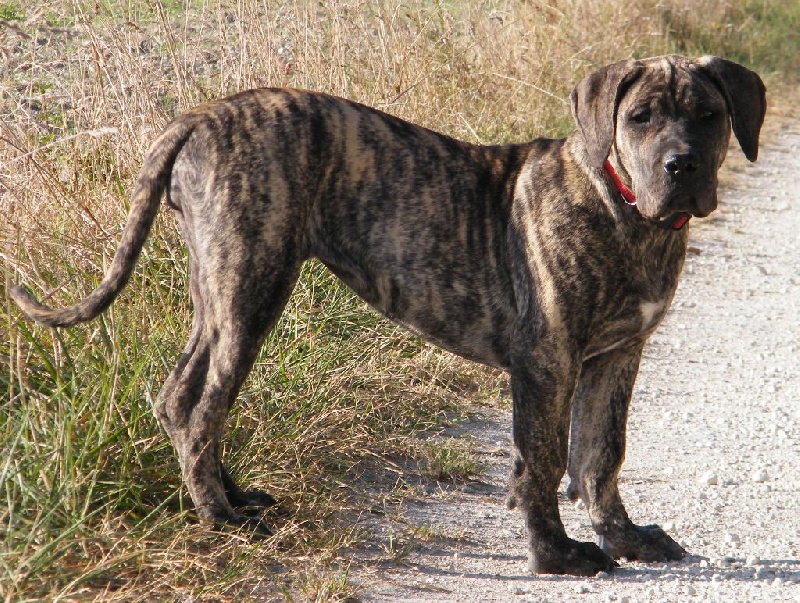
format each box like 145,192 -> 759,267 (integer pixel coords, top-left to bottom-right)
0,0 -> 796,600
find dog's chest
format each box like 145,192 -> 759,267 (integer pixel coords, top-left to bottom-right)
582,248 -> 681,359
580,230 -> 686,357
639,299 -> 668,329
585,295 -> 671,356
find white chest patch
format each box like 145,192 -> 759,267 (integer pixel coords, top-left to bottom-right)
640,299 -> 667,330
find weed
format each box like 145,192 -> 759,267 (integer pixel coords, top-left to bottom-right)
0,1 -> 22,21
416,437 -> 483,481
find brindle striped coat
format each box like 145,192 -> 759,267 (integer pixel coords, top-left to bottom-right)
11,55 -> 766,575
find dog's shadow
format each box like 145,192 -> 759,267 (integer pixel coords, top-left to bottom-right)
370,549 -> 800,585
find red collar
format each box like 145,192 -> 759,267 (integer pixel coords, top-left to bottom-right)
603,158 -> 690,231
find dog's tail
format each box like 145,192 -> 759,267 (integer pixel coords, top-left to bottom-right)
10,119 -> 196,328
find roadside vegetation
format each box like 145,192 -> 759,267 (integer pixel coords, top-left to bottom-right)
1,0 -> 797,600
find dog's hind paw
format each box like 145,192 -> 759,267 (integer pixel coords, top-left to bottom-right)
216,513 -> 274,538
220,464 -> 277,511
227,487 -> 278,512
565,477 -> 581,501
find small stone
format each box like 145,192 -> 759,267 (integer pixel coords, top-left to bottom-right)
699,470 -> 719,486
597,571 -> 612,579
685,585 -> 697,595
575,584 -> 591,594
746,555 -> 761,566
724,532 -> 740,544
575,499 -> 586,510
752,469 -> 769,483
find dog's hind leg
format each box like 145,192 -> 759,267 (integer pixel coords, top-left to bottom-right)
568,344 -> 686,562
154,218 -> 302,534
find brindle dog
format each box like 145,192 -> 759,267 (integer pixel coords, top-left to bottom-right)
11,55 -> 766,575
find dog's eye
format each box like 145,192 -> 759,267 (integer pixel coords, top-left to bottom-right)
699,109 -> 716,120
630,108 -> 651,124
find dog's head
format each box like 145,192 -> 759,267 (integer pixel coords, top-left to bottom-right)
570,55 -> 766,226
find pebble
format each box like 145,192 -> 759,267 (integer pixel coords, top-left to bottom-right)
724,532 -> 740,544
752,468 -> 769,483
449,552 -> 459,571
575,584 -> 591,594
746,555 -> 761,566
699,470 -> 719,486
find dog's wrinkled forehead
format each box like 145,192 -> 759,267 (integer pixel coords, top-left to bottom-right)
617,56 -> 726,116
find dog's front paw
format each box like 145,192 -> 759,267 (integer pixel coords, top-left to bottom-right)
599,523 -> 686,562
529,538 -> 618,576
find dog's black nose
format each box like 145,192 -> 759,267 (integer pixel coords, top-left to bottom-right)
663,153 -> 699,176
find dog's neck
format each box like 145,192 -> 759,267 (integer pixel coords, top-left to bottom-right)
603,158 -> 637,206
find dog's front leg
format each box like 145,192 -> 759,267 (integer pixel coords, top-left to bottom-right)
567,344 -> 686,562
507,339 -> 617,576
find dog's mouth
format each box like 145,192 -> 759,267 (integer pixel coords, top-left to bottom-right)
648,194 -> 701,230
651,192 -> 715,229
653,212 -> 692,230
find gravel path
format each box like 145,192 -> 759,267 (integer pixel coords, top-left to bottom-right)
350,126 -> 800,602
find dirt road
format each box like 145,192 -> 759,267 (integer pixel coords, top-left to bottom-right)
351,126 -> 800,602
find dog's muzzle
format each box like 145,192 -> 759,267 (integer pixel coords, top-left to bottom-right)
604,159 -> 691,231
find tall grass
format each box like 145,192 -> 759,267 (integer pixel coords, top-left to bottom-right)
0,0 -> 795,600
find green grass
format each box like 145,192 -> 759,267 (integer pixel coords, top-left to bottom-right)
0,2 -> 23,21
661,0 -> 800,78
1,0 -> 797,599
415,437 -> 484,482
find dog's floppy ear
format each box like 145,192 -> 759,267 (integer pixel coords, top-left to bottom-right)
570,59 -> 644,169
695,56 -> 766,162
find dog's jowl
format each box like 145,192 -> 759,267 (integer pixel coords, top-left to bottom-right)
10,55 -> 766,576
